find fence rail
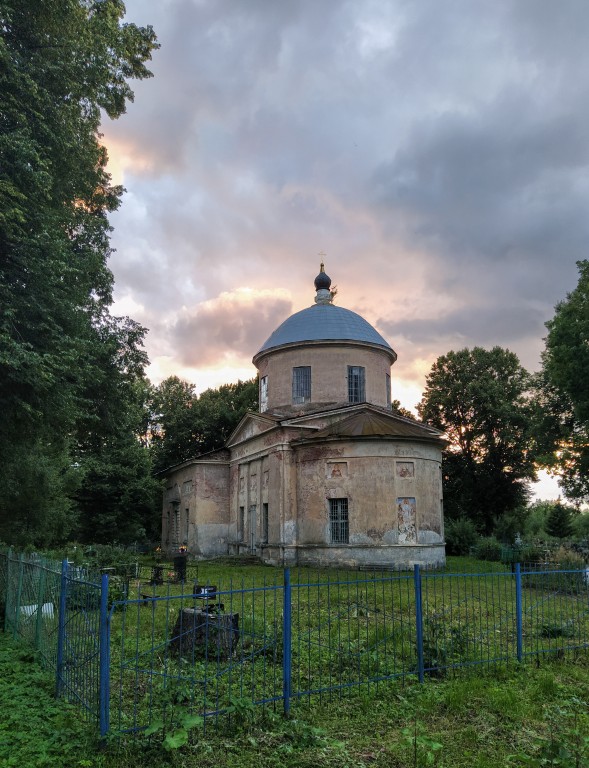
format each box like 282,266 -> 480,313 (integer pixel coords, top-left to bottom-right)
1,548 -> 588,740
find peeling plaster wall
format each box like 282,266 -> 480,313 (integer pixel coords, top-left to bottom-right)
163,426 -> 444,569
293,439 -> 444,568
162,461 -> 230,557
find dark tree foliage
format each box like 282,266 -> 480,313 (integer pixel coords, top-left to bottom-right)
539,261 -> 589,502
151,377 -> 259,474
545,502 -> 574,540
0,0 -> 159,546
391,399 -> 417,420
418,347 -> 537,534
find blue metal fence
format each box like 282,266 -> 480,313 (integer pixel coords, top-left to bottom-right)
0,549 -> 106,724
1,549 -> 589,742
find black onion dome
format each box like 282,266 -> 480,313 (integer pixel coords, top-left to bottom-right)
314,267 -> 331,291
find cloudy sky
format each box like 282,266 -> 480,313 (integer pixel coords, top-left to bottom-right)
102,0 -> 589,497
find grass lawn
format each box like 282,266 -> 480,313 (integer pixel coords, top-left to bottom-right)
2,553 -> 589,767
1,630 -> 589,767
106,555 -> 589,737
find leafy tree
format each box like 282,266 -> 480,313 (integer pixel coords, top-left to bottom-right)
524,500 -> 553,539
539,260 -> 589,501
74,318 -> 161,544
194,379 -> 259,453
391,399 -> 417,420
0,0 -> 158,546
418,347 -> 537,534
151,378 -> 259,473
149,376 -> 198,473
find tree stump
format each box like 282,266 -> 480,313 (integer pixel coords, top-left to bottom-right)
170,608 -> 239,660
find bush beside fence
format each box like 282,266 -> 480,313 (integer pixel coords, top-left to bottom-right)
1,548 -> 588,741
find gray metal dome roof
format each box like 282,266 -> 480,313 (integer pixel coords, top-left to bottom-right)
254,303 -> 395,360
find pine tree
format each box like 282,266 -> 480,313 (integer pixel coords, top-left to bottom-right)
545,502 -> 573,539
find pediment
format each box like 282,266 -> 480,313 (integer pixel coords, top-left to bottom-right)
226,411 -> 279,447
291,405 -> 445,443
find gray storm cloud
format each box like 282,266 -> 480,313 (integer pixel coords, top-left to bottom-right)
170,293 -> 292,367
104,0 -> 589,388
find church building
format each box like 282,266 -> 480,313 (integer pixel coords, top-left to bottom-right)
161,266 -> 446,568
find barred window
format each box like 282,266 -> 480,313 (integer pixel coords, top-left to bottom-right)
239,506 -> 245,542
329,498 -> 349,544
348,366 -> 365,403
292,366 -> 311,404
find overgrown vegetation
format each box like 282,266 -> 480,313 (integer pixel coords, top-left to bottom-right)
2,629 -> 589,768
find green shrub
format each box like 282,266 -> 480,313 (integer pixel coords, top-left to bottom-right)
493,507 -> 528,543
551,546 -> 586,570
444,518 -> 478,556
572,512 -> 589,540
473,537 -> 502,561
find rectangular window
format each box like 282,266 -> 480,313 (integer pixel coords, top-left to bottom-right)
185,507 -> 189,543
262,503 -> 269,543
260,376 -> 268,412
386,373 -> 391,408
239,506 -> 245,542
348,366 -> 365,403
329,498 -> 349,544
292,366 -> 311,404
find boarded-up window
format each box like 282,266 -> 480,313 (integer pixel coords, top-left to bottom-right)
260,376 -> 268,412
397,497 -> 417,543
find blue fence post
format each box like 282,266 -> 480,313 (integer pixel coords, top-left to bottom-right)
282,568 -> 292,716
515,562 -> 523,663
55,559 -> 68,698
414,564 -> 424,683
99,573 -> 110,739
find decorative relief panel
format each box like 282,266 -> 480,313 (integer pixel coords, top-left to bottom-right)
182,480 -> 193,496
397,497 -> 417,544
326,462 -> 348,479
396,462 -> 414,478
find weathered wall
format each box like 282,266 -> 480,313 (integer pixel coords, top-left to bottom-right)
256,342 -> 394,410
292,438 -> 444,567
162,460 -> 230,557
162,419 -> 445,570
228,426 -> 299,564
